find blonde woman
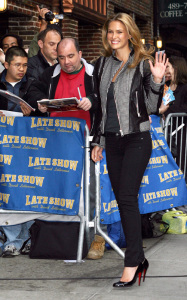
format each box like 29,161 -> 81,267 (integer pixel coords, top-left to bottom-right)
92,13 -> 168,288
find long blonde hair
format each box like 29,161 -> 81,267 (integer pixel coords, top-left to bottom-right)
102,13 -> 154,68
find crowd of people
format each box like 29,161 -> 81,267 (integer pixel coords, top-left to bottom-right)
0,5 -> 97,259
0,5 -> 187,289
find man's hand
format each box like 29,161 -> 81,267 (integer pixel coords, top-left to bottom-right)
38,102 -> 48,113
20,102 -> 32,116
77,97 -> 92,111
0,111 -> 5,117
0,48 -> 5,64
36,5 -> 50,32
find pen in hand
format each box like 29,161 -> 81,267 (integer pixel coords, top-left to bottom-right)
77,87 -> 82,101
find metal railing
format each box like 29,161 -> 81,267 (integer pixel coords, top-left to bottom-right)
94,161 -> 125,258
87,113 -> 187,259
85,136 -> 125,259
0,124 -> 90,263
163,113 -> 187,179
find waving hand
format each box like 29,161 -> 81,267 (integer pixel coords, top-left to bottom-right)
149,52 -> 168,84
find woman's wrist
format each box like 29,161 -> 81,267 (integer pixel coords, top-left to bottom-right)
153,76 -> 162,84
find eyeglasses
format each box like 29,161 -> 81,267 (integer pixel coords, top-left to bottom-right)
10,63 -> 28,69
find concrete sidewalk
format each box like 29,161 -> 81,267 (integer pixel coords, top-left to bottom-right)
0,234 -> 187,300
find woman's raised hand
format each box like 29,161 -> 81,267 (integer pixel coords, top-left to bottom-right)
149,52 -> 169,84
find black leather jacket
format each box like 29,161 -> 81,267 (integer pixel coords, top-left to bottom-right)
92,55 -> 164,146
0,70 -> 33,110
0,70 -> 46,116
27,50 -> 51,81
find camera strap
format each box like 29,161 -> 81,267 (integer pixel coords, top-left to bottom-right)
38,15 -> 45,20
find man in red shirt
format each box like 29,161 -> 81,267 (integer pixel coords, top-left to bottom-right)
27,38 -> 99,259
27,38 -> 97,133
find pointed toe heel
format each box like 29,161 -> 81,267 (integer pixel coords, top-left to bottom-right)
113,281 -> 126,287
113,258 -> 149,288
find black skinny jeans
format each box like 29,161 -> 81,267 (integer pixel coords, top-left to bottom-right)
105,131 -> 152,267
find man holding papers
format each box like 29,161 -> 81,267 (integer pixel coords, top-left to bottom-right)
0,46 -> 35,257
27,38 -> 98,134
0,46 -> 32,116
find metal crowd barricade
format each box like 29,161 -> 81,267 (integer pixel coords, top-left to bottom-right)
163,113 -> 187,179
0,122 -> 124,262
94,161 -> 125,258
0,123 -> 91,263
85,113 -> 187,259
4,113 -> 187,263
84,133 -> 125,259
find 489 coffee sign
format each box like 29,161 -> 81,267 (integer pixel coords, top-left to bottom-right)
158,0 -> 187,24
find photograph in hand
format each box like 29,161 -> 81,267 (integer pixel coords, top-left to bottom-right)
0,89 -> 35,111
37,97 -> 80,112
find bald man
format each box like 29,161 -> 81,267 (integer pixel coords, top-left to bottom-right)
27,38 -> 98,133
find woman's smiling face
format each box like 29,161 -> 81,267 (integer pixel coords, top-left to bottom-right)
107,20 -> 130,52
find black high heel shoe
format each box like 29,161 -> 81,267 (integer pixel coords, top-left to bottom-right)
113,258 -> 149,288
142,258 -> 149,282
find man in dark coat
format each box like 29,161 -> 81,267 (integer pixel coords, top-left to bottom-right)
0,46 -> 32,115
0,46 -> 35,258
27,27 -> 62,81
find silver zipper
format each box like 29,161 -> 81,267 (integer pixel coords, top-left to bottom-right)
136,91 -> 141,117
48,83 -> 52,99
114,96 -> 124,136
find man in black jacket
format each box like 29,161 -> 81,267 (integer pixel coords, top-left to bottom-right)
0,46 -> 33,116
27,27 -> 62,81
0,46 -> 35,257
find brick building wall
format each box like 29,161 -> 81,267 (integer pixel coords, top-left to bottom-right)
78,25 -> 102,62
0,0 -> 154,62
0,0 -> 52,48
62,16 -> 79,39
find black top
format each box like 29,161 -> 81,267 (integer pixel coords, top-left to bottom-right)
104,82 -> 120,133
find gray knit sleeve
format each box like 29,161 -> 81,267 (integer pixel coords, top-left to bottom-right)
141,60 -> 165,114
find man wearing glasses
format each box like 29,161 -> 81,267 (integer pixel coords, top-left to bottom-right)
0,46 -> 39,257
0,46 -> 33,116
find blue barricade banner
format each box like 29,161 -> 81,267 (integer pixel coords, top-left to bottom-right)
0,116 -> 86,215
100,151 -> 120,224
139,115 -> 187,213
100,115 -> 187,224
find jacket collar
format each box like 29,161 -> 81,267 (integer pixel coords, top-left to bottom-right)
81,58 -> 93,76
0,69 -> 7,82
37,50 -> 51,68
52,57 -> 94,78
112,48 -> 134,62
